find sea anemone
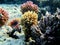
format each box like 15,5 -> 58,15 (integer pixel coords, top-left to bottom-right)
8,18 -> 20,27
0,8 -> 9,26
21,1 -> 39,14
21,11 -> 38,28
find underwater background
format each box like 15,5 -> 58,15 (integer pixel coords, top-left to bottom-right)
0,0 -> 60,45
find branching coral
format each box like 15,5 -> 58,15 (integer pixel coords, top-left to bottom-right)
38,14 -> 60,45
0,8 -> 9,26
21,1 -> 39,14
21,11 -> 38,28
39,15 -> 60,33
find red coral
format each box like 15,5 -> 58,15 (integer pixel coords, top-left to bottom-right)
21,1 -> 39,14
0,8 -> 9,26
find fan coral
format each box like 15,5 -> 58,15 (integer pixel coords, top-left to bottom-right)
21,1 -> 39,14
0,8 -> 9,26
21,11 -> 38,28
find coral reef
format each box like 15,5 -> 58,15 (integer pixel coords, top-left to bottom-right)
21,1 -> 39,14
0,4 -> 25,45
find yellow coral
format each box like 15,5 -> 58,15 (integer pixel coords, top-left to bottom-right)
21,11 -> 38,27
